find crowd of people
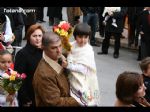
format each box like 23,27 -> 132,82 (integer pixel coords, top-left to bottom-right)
0,7 -> 150,107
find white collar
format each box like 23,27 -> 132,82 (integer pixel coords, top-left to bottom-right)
42,52 -> 63,74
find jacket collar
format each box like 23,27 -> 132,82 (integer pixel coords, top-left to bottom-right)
25,43 -> 42,54
43,52 -> 63,74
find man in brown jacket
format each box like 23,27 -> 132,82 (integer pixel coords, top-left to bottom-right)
32,31 -> 80,106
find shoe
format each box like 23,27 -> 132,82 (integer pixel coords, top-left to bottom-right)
97,52 -> 108,55
113,54 -> 119,59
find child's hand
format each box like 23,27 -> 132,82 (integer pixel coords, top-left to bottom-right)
6,94 -> 15,104
61,59 -> 68,68
0,33 -> 4,41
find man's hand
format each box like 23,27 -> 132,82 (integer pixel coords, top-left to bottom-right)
61,59 -> 68,68
6,94 -> 15,105
0,33 -> 4,41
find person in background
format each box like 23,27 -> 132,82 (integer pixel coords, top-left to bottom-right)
97,7 -> 105,38
80,7 -> 99,46
0,9 -> 15,53
97,7 -> 127,59
138,7 -> 150,60
22,7 -> 37,40
4,7 -> 24,47
67,7 -> 82,26
14,24 -> 45,106
36,7 -> 45,23
47,7 -> 62,26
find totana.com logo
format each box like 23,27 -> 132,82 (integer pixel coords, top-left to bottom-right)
3,7 -> 36,14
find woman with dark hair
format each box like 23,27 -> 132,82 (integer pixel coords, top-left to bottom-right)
14,24 -> 45,107
115,71 -> 150,107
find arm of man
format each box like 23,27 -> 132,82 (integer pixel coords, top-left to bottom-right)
67,62 -> 88,75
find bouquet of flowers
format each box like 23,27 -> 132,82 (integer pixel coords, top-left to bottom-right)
53,21 -> 73,52
1,69 -> 26,95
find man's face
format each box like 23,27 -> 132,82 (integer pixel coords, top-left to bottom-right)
45,40 -> 62,61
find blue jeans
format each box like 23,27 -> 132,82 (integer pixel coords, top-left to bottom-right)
83,13 -> 98,43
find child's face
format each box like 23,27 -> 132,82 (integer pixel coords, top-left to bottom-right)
0,54 -> 12,71
76,35 -> 89,47
144,64 -> 150,77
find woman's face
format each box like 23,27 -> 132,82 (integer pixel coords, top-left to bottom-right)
134,83 -> 146,98
30,29 -> 43,48
0,54 -> 12,71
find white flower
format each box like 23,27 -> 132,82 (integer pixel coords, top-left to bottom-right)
58,21 -> 67,27
2,73 -> 10,79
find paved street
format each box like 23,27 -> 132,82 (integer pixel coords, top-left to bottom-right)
19,7 -> 142,106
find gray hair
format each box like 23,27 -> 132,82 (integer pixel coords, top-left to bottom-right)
42,31 -> 61,49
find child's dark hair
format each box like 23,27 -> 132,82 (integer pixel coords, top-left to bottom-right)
0,49 -> 11,56
73,23 -> 91,39
140,57 -> 150,72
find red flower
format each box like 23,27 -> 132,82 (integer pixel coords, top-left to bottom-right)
60,22 -> 70,31
16,73 -> 21,78
20,73 -> 27,79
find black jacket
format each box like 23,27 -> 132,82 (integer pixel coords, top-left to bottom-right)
47,7 -> 62,19
14,43 -> 43,106
139,10 -> 150,42
142,74 -> 150,103
105,7 -> 127,33
80,7 -> 99,15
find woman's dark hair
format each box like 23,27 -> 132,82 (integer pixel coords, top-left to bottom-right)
73,23 -> 91,39
139,57 -> 150,72
26,24 -> 45,42
116,71 -> 143,104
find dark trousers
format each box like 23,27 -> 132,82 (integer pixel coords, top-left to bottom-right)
83,13 -> 98,43
102,32 -> 121,54
128,23 -> 139,47
98,14 -> 105,37
36,7 -> 44,21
